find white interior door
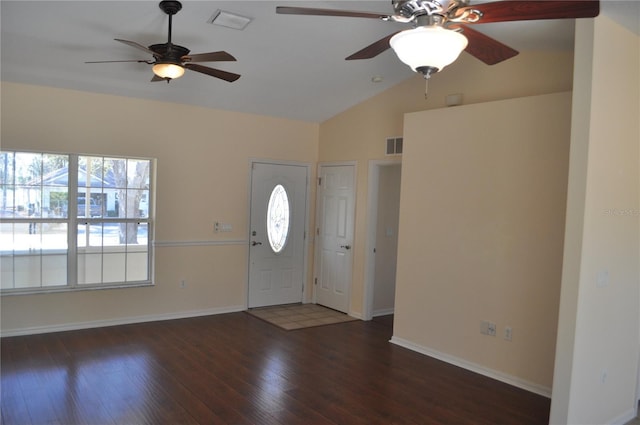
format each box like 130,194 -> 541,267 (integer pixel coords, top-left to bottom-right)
315,164 -> 355,313
248,162 -> 308,308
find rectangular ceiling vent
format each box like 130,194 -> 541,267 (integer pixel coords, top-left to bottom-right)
386,137 -> 403,156
208,10 -> 252,30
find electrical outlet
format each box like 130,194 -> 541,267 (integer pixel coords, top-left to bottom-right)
504,326 -> 513,341
480,320 -> 497,336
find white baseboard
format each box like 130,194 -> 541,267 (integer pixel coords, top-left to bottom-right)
373,308 -> 394,317
609,407 -> 637,425
390,335 -> 552,398
349,310 -> 363,320
0,305 -> 246,337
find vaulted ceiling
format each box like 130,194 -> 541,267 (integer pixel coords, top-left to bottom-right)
1,1 -> 637,123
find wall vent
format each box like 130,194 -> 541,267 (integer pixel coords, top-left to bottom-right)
386,137 -> 403,155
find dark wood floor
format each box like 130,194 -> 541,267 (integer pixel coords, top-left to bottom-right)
1,312 -> 550,424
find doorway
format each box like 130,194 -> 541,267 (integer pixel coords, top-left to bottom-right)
248,161 -> 309,308
364,160 -> 402,320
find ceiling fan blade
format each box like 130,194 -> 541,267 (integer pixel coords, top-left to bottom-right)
346,32 -> 399,60
276,6 -> 389,20
85,59 -> 152,64
114,38 -> 160,56
183,51 -> 236,63
184,63 -> 240,82
463,0 -> 599,24
151,75 -> 166,82
458,25 -> 519,65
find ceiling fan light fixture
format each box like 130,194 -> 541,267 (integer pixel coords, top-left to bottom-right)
152,62 -> 185,79
390,26 -> 468,78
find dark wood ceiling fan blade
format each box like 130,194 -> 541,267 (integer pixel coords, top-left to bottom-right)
464,0 -> 599,24
183,51 -> 236,63
85,59 -> 152,64
114,39 -> 161,56
184,63 -> 240,82
458,25 -> 519,65
346,32 -> 399,60
276,6 -> 389,19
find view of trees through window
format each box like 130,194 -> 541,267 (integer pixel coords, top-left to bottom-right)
0,151 -> 153,292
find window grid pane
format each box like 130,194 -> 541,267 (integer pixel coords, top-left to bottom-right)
1,151 -> 153,293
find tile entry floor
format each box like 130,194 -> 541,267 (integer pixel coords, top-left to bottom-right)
246,303 -> 358,330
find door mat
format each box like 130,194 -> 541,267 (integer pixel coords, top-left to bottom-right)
246,303 -> 358,330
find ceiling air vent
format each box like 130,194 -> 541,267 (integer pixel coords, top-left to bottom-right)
208,10 -> 252,30
386,137 -> 403,156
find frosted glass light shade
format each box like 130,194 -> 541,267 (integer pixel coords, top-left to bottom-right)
152,63 -> 185,79
390,26 -> 468,73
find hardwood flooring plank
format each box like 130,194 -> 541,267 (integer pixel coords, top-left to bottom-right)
1,392 -> 33,425
157,318 -> 332,424
0,312 -> 550,425
145,342 -> 279,424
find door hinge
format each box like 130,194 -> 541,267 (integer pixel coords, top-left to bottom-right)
316,227 -> 320,236
318,177 -> 322,186
314,277 -> 318,285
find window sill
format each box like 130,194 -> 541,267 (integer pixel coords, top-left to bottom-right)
1,281 -> 154,296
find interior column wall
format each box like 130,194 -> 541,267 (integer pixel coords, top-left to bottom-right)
393,92 -> 572,393
550,15 -> 640,425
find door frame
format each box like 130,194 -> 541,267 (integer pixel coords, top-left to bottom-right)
246,159 -> 312,307
363,159 -> 402,321
312,161 -> 357,313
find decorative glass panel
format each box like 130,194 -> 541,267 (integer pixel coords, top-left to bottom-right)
266,184 -> 290,253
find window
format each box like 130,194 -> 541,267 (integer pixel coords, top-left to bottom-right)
266,184 -> 290,253
0,151 -> 154,293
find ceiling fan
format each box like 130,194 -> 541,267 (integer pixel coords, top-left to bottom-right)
277,0 -> 600,79
86,0 -> 240,83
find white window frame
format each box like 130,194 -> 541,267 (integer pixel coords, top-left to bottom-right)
0,150 -> 155,295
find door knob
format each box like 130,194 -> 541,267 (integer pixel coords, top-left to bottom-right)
340,244 -> 351,250
252,241 -> 263,246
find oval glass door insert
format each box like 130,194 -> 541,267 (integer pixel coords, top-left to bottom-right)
267,184 -> 290,253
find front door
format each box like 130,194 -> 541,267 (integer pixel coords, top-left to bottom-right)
248,162 -> 308,308
315,164 -> 355,313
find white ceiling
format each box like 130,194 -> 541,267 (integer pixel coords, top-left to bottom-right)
1,1 -> 637,123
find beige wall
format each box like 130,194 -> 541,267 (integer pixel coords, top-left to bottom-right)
0,82 -> 319,334
2,50 -> 574,333
319,50 -> 574,316
550,15 -> 640,425
393,92 -> 572,394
